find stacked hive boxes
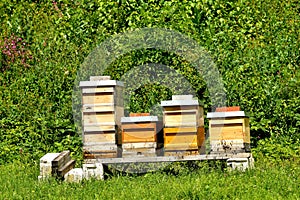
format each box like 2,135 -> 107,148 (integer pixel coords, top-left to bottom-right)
120,113 -> 158,157
207,107 -> 250,153
161,95 -> 205,156
79,76 -> 124,159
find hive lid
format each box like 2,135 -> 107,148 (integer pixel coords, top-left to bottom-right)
121,116 -> 158,123
79,80 -> 124,87
207,111 -> 246,118
161,99 -> 199,107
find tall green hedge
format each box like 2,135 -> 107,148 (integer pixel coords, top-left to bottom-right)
0,0 -> 299,163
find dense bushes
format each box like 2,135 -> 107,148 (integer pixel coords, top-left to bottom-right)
0,0 -> 299,163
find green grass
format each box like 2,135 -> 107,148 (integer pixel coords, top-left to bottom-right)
0,158 -> 299,200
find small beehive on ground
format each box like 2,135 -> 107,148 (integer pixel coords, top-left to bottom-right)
207,107 -> 250,153
161,95 -> 205,156
120,113 -> 158,157
79,76 -> 124,159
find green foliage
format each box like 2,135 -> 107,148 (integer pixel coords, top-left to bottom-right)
0,0 -> 299,163
0,159 -> 300,199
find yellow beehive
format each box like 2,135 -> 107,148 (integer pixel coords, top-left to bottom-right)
161,95 -> 205,156
80,76 -> 124,159
207,110 -> 250,153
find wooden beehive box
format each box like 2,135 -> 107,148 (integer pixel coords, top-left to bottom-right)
207,109 -> 250,153
161,95 -> 205,156
120,113 -> 158,157
79,76 -> 124,159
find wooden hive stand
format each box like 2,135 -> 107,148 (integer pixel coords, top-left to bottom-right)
161,95 -> 205,156
207,107 -> 251,154
79,76 -> 124,159
120,113 -> 158,157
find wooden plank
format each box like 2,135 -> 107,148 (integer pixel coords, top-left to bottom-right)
122,122 -> 156,130
164,132 -> 198,146
164,113 -> 198,127
164,150 -> 199,156
83,153 -> 253,164
122,129 -> 156,143
84,152 -> 118,159
84,125 -> 116,132
209,124 -> 244,140
115,106 -> 124,125
82,87 -> 114,94
82,105 -> 115,112
197,126 -> 205,146
164,127 -> 197,133
83,144 -> 118,151
164,144 -> 198,150
52,151 -> 70,168
83,112 -> 115,124
210,118 -> 245,125
57,160 -> 76,177
82,93 -> 114,104
122,142 -> 157,149
84,132 -> 116,143
122,148 -> 156,154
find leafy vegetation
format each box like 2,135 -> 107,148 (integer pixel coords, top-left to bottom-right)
0,0 -> 299,163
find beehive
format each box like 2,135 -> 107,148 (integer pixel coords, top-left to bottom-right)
79,76 -> 124,159
161,95 -> 205,156
120,113 -> 158,157
207,109 -> 250,153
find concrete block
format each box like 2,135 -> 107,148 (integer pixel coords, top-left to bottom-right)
39,153 -> 60,178
227,158 -> 251,171
64,168 -> 84,183
83,163 -> 104,180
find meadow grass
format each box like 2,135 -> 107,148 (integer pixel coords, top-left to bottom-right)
0,158 -> 299,200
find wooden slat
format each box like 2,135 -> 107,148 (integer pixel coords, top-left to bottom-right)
209,124 -> 244,140
164,143 -> 198,150
83,112 -> 115,124
84,125 -> 116,132
121,142 -> 157,149
57,160 -> 76,177
164,113 -> 198,127
210,118 -> 245,125
122,122 -> 156,130
82,93 -> 114,104
164,127 -> 197,133
82,87 -> 114,94
197,126 -> 205,146
164,132 -> 198,146
82,105 -> 115,112
122,129 -> 156,143
164,150 -> 199,156
84,152 -> 118,159
84,132 -> 116,143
